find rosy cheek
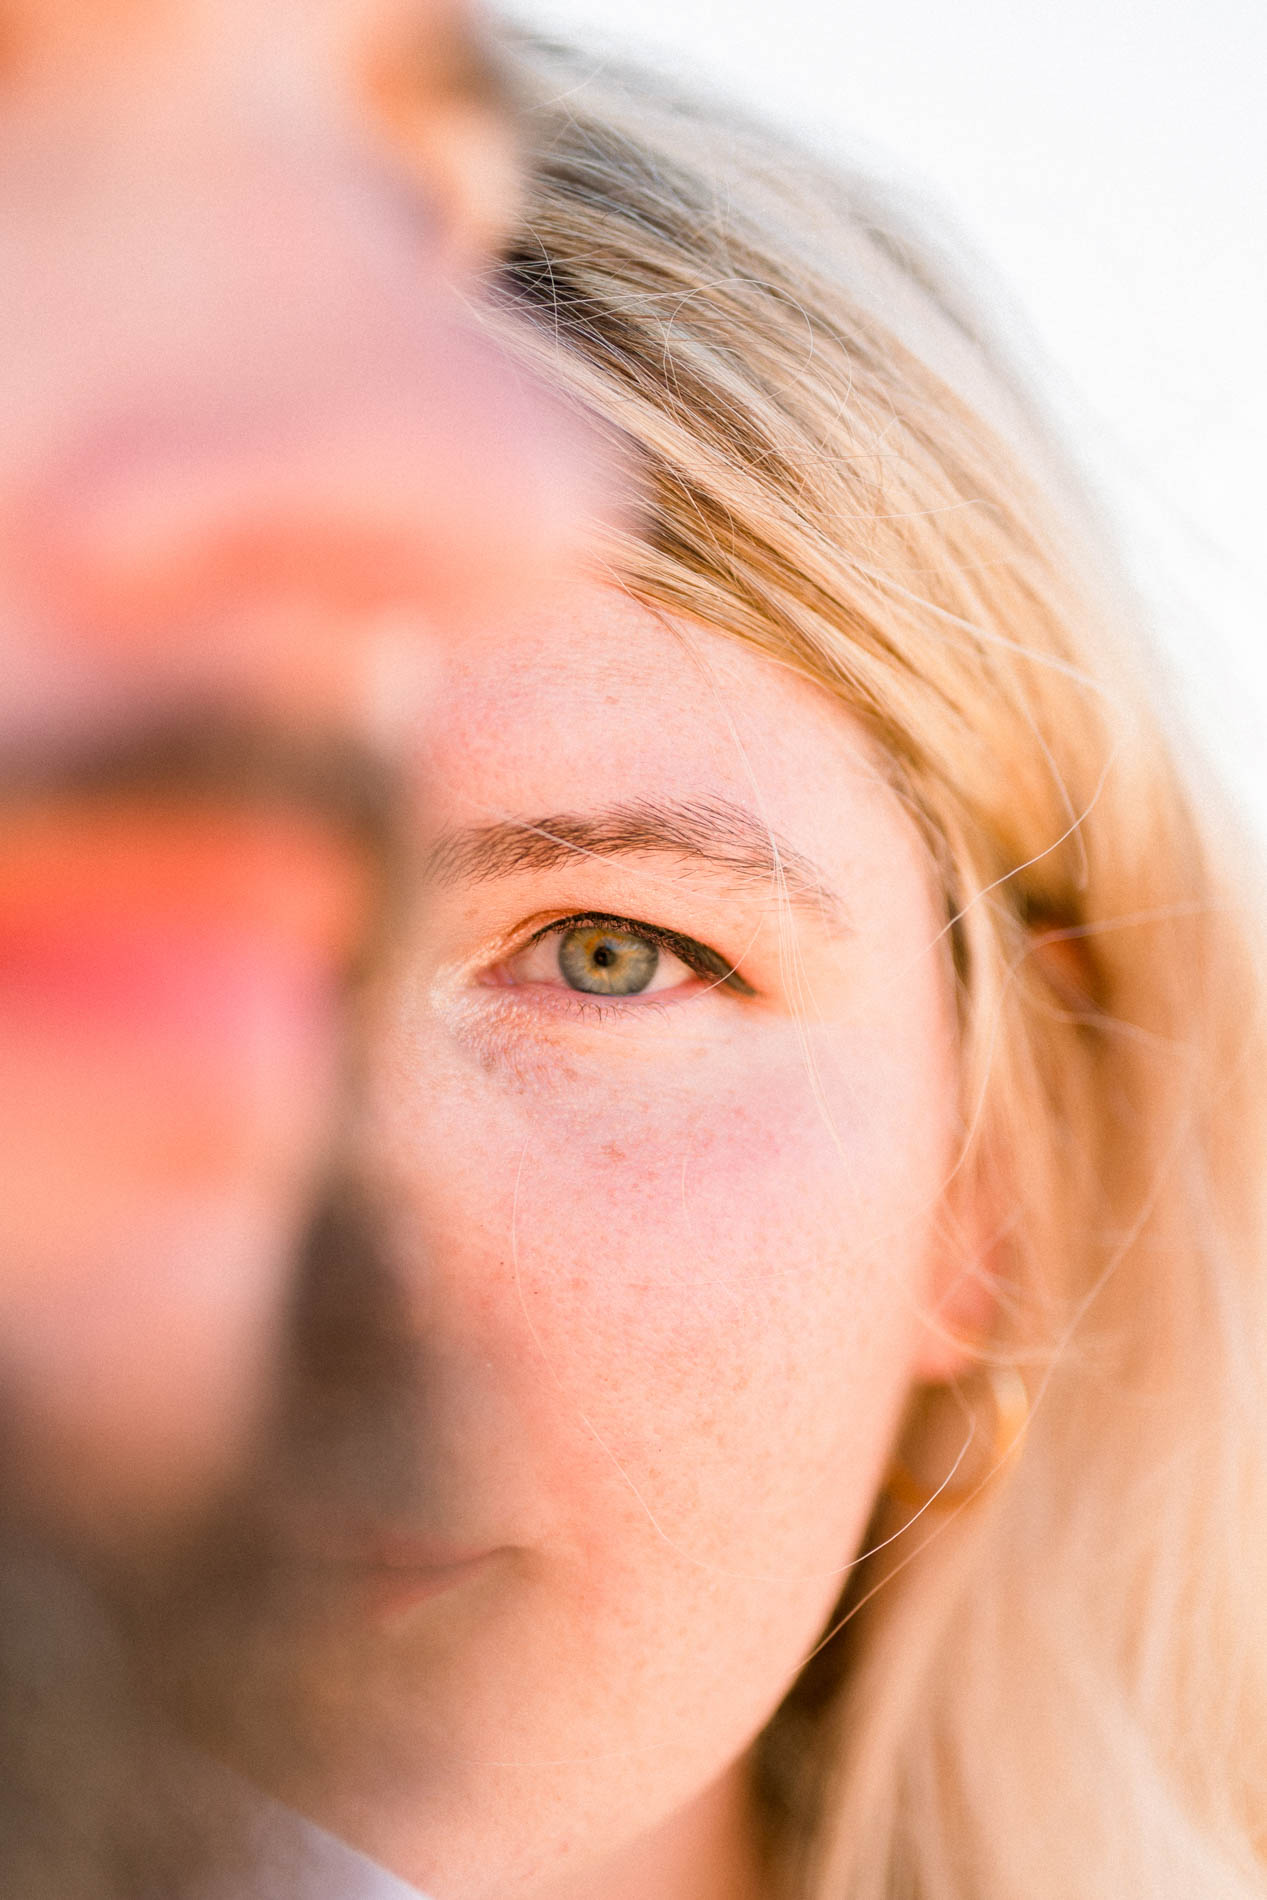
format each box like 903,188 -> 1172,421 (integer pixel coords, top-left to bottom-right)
463,1042 -> 938,1561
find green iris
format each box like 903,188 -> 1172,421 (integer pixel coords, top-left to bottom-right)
557,925 -> 659,995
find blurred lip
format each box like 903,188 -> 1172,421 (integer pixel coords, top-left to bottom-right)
286,1530 -> 502,1624
0,722 -> 400,1039
0,795 -> 377,1039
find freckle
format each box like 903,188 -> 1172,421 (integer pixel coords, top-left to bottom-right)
600,1140 -> 628,1164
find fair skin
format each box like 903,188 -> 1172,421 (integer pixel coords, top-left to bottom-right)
135,581 -> 985,1900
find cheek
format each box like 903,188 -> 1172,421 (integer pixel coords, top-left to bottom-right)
404,1011 -> 955,1592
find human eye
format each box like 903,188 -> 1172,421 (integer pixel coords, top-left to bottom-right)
491,913 -> 753,1002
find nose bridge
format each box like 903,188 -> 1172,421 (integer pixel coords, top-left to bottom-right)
2,88 -> 463,567
0,34 -> 608,710
43,124 -> 465,549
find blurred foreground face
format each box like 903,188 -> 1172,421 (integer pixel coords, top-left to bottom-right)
0,0 -> 611,1545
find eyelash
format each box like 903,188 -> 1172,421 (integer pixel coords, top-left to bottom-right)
509,911 -> 754,999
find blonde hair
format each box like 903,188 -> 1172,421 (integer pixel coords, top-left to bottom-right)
496,33 -> 1267,1899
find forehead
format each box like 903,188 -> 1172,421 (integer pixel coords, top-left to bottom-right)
419,580 -> 932,916
438,584 -> 856,771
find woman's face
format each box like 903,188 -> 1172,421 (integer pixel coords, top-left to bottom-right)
145,583 -> 979,1900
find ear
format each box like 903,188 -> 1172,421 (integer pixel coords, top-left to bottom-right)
908,909 -> 1091,1388
909,1168 -> 1005,1385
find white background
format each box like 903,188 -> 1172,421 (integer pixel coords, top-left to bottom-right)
504,0 -> 1267,834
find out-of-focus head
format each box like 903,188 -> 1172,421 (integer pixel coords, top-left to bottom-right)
115,30 -> 1267,1900
0,0 -> 619,1544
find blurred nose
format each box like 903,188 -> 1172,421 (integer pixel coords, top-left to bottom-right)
0,6 -> 606,751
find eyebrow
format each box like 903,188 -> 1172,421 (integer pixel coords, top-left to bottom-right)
426,797 -> 846,925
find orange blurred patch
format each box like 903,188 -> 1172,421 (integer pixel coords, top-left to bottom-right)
0,794 -> 376,976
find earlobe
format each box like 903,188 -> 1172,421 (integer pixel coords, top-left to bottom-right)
886,1364 -> 1030,1513
909,1182 -> 1006,1385
894,1176 -> 1024,1506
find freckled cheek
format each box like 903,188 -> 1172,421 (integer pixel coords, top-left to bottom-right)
433,1042 -> 947,1557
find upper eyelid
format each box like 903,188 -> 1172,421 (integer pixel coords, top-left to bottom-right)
518,911 -> 755,997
